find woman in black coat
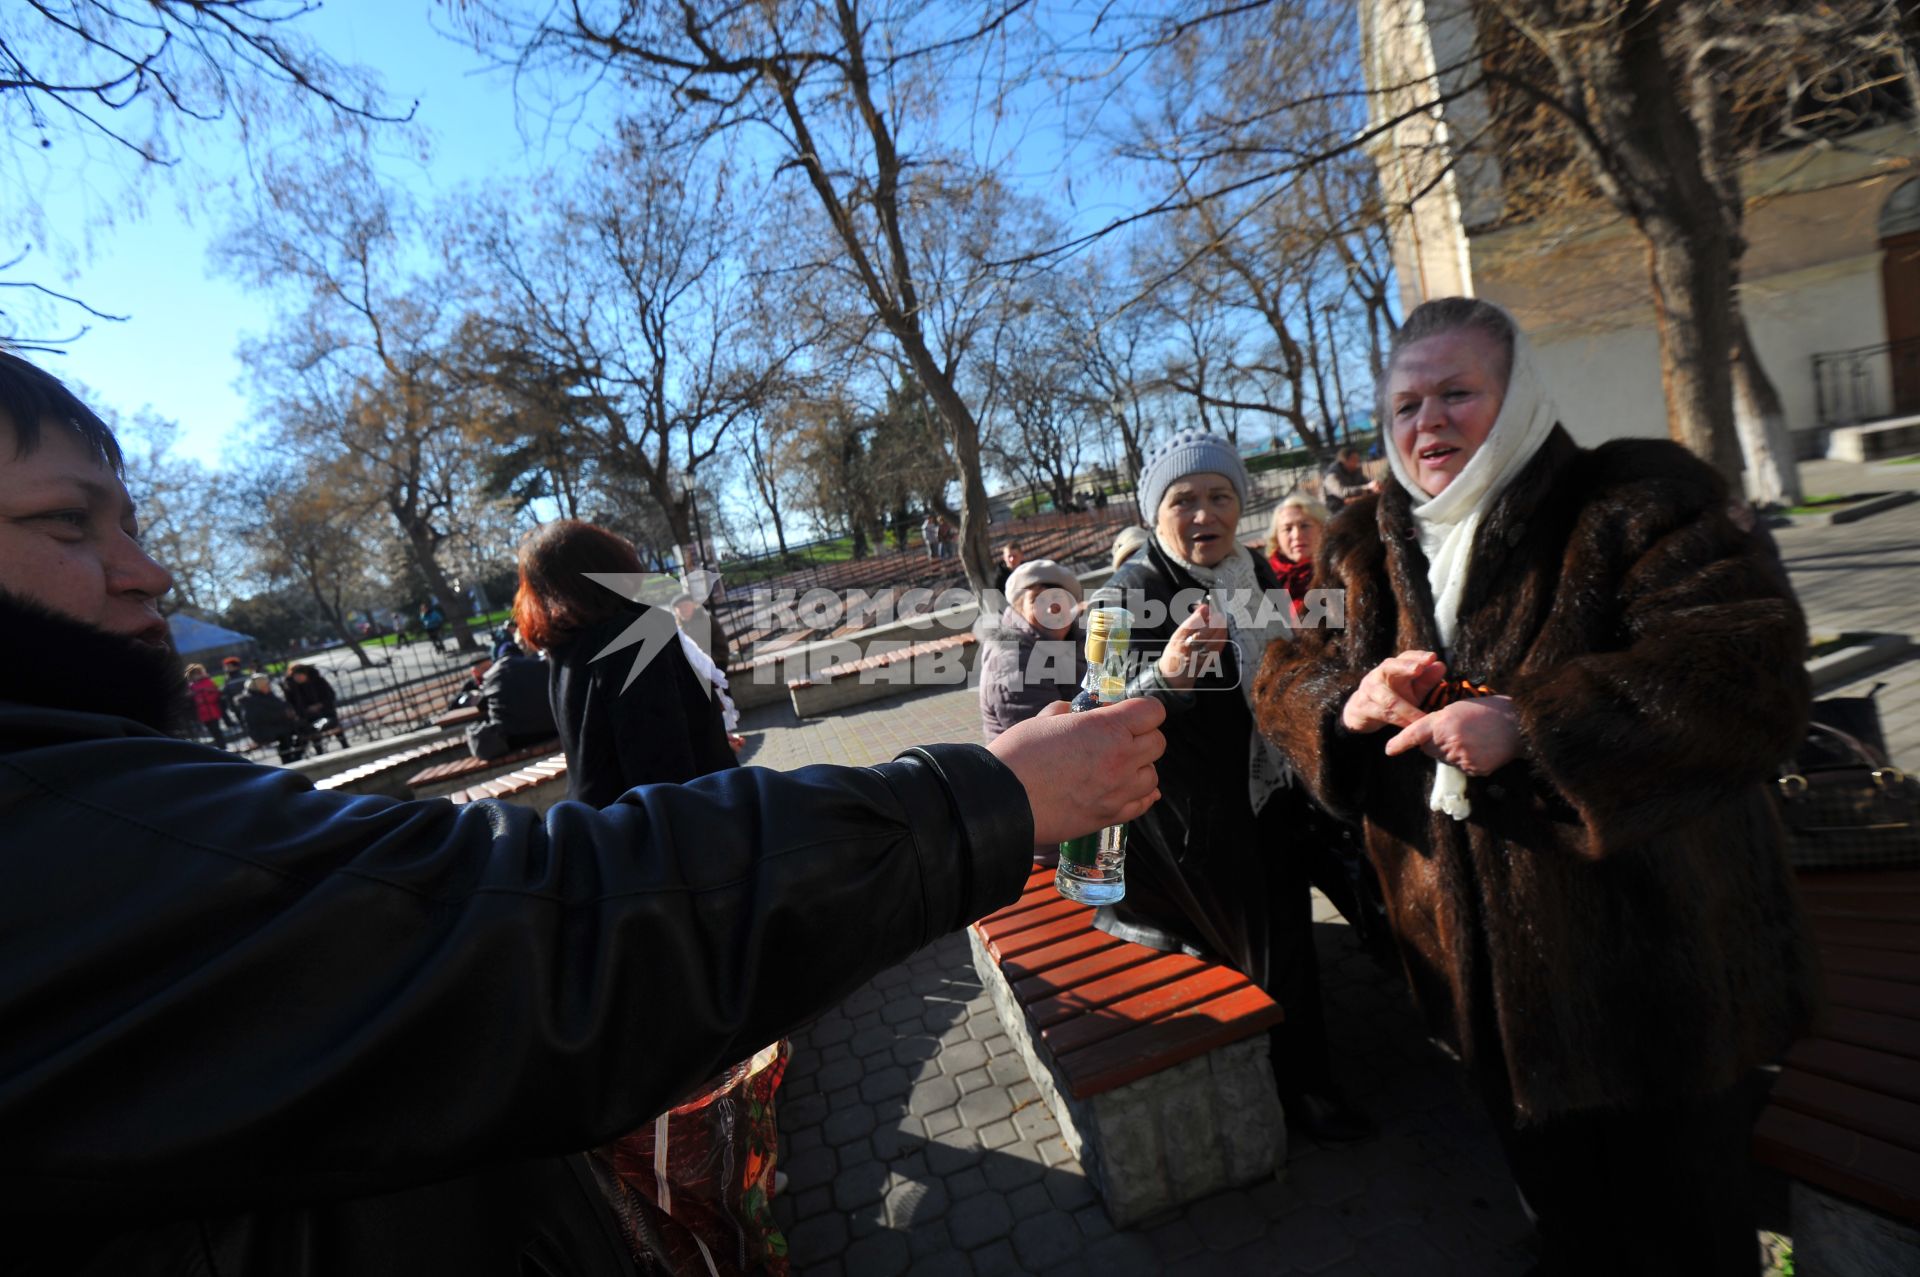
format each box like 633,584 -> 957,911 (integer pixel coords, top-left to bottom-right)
1103,429 -> 1367,1143
511,521 -> 736,807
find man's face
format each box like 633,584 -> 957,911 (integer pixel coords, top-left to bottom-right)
0,421 -> 172,642
1002,545 -> 1023,568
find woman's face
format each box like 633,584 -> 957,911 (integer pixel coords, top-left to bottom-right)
1155,471 -> 1241,568
1274,507 -> 1320,564
1014,586 -> 1077,639
1387,328 -> 1508,495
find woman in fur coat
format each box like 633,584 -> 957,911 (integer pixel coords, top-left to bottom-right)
1254,298 -> 1815,1277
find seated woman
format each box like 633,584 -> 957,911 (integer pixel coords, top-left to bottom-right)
282,663 -> 348,754
1263,494 -> 1327,613
978,558 -> 1086,743
1103,429 -> 1367,1142
1255,298 -> 1815,1276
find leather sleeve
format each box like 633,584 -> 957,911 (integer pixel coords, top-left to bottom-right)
0,730 -> 1032,1212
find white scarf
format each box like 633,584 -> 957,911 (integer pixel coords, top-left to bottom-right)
1384,323 -> 1558,822
1157,536 -> 1296,815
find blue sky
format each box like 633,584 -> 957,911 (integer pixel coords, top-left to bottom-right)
28,4 -> 585,466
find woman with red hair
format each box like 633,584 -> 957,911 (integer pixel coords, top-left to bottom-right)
513,520 -> 736,806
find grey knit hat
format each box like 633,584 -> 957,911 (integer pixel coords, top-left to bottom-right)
1136,428 -> 1249,521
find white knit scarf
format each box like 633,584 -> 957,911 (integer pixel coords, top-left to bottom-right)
1384,324 -> 1558,822
1157,536 -> 1296,815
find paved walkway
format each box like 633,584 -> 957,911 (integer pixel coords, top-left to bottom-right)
731,460 -> 1920,1276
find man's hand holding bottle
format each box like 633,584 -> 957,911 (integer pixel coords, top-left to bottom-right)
988,697 -> 1166,845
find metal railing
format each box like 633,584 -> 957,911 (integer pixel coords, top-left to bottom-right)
1812,336 -> 1920,429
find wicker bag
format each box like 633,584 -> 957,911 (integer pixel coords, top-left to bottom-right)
1775,722 -> 1920,870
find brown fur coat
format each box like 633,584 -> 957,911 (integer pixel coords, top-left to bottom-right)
1254,427 -> 1817,1122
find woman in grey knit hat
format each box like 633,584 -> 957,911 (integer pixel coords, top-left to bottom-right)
1101,428 -> 1370,1143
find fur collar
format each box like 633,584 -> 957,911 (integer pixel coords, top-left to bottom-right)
0,586 -> 187,733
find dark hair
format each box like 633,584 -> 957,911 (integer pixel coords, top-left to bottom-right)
1386,297 -> 1517,386
0,351 -> 124,471
512,519 -> 645,650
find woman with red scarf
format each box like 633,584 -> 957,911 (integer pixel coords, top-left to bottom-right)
1264,495 -> 1327,612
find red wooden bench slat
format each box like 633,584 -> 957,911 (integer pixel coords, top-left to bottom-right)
1010,944 -> 1163,1008
1826,973 -> 1920,1019
998,931 -> 1123,984
1754,1105 -> 1920,1224
978,898 -> 1082,949
1056,985 -> 1285,1099
1818,943 -> 1920,985
1029,953 -> 1212,1030
1820,1005 -> 1920,1061
980,872 -> 1065,921
1040,966 -> 1254,1058
1770,1069 -> 1920,1155
1808,916 -> 1920,954
991,913 -> 1104,961
1787,1038 -> 1920,1105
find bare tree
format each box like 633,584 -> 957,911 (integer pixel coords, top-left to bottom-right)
0,0 -> 399,346
219,155 -> 484,649
461,0 -> 1058,591
462,143 -> 794,555
106,407 -> 239,617
230,459 -> 381,668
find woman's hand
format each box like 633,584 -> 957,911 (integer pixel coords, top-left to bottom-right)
1157,602 -> 1229,690
1384,695 -> 1522,776
1341,650 -> 1446,733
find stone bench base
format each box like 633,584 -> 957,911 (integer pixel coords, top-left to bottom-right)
968,928 -> 1286,1226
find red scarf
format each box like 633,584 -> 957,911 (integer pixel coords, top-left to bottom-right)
1268,552 -> 1315,605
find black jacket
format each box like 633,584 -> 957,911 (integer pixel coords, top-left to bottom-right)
281,671 -> 339,724
480,652 -> 558,747
236,686 -> 301,744
0,699 -> 1033,1275
547,604 -> 738,807
1095,539 -> 1302,990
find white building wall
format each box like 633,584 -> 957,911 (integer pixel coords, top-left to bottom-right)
1742,255 -> 1887,432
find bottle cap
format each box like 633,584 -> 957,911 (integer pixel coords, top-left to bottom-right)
1084,606 -> 1134,664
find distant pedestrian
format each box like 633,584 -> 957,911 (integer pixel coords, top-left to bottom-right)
282,663 -> 349,754
236,672 -> 305,764
184,663 -> 227,750
419,601 -> 447,651
491,620 -> 523,663
990,541 -> 1025,594
1321,445 -> 1378,515
936,515 -> 957,560
921,512 -> 939,560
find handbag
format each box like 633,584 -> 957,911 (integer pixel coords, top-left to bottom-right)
1775,721 -> 1920,870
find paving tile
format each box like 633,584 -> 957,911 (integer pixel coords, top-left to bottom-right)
958,1086 -> 1015,1129
981,1147 -> 1048,1193
841,1228 -> 911,1277
922,1106 -> 965,1138
823,1104 -> 877,1148
1185,1187 -> 1266,1252
977,1118 -> 1020,1151
948,1191 -> 1015,1249
908,1075 -> 961,1118
937,1038 -> 990,1076
886,1172 -> 951,1227
833,1159 -> 889,1211
1011,1211 -> 1083,1269
1264,1203 -> 1357,1273
787,1209 -> 850,1263
1007,1180 -> 1053,1221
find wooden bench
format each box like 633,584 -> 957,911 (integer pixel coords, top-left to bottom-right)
432,703 -> 482,728
405,739 -> 563,800
313,735 -> 469,798
1754,867 -> 1920,1274
787,631 -> 979,719
447,753 -> 569,815
969,866 -> 1287,1226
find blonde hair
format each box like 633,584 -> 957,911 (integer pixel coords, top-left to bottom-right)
1264,495 -> 1328,559
1110,525 -> 1151,570
184,663 -> 208,680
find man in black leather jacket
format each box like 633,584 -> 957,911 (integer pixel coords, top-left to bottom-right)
0,352 -> 1166,1275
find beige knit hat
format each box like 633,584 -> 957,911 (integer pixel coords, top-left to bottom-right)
1004,558 -> 1083,601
